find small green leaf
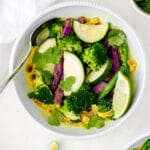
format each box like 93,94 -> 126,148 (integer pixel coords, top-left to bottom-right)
33,47 -> 61,69
59,76 -> 76,91
48,109 -> 64,126
40,70 -> 52,85
108,29 -> 126,47
44,47 -> 61,64
33,52 -> 46,69
86,115 -> 105,129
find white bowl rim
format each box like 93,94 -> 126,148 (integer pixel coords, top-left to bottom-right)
130,0 -> 150,18
9,1 -> 146,139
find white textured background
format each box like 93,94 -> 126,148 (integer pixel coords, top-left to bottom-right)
0,0 -> 150,150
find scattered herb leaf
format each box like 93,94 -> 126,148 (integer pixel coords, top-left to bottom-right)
59,76 -> 76,91
40,70 -> 52,85
33,47 -> 61,69
48,109 -> 64,126
108,29 -> 126,48
86,115 -> 105,129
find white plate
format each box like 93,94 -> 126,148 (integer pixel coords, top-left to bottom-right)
9,1 -> 146,139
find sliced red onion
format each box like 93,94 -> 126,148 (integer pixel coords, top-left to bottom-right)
51,51 -> 64,91
53,66 -> 64,104
53,86 -> 64,105
104,39 -> 111,50
111,47 -> 120,73
92,81 -> 107,94
62,18 -> 72,36
62,26 -> 72,36
104,72 -> 114,82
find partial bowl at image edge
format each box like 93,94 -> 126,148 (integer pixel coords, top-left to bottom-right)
130,0 -> 150,18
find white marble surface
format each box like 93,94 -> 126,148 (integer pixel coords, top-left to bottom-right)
0,0 -> 150,150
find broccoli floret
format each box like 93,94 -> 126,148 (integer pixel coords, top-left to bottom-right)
98,98 -> 112,112
58,35 -> 82,54
46,18 -> 64,38
33,70 -> 52,86
28,84 -> 53,104
63,83 -> 98,114
82,43 -> 108,71
58,100 -> 80,121
28,70 -> 53,104
40,70 -> 52,85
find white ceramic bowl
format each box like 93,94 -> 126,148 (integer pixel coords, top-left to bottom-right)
125,132 -> 150,149
130,0 -> 150,18
9,2 -> 146,139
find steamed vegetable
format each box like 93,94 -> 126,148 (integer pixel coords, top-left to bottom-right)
62,18 -> 72,36
82,43 -> 108,71
28,70 -> 53,104
38,38 -> 56,53
28,84 -> 53,104
31,18 -> 63,45
53,86 -> 64,105
58,35 -> 82,54
39,70 -> 52,85
33,46 -> 61,69
119,43 -> 130,77
98,98 -> 112,112
111,47 -> 120,73
46,18 -> 64,38
59,100 -> 80,121
86,115 -> 105,129
59,76 -> 76,91
92,81 -> 107,94
86,58 -> 112,84
73,21 -> 109,43
99,73 -> 118,99
51,53 -> 64,91
63,51 -> 85,95
108,29 -> 126,48
63,83 -> 98,114
48,109 -> 64,126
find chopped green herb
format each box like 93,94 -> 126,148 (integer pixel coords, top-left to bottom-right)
48,109 -> 64,126
58,35 -> 82,54
28,84 -> 53,104
40,70 -> 52,85
98,98 -> 112,113
86,115 -> 105,129
108,29 -> 126,48
119,43 -> 130,77
59,76 -> 76,91
33,47 -> 61,69
46,18 -> 64,38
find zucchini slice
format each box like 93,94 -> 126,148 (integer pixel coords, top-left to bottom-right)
38,38 -> 56,53
73,21 -> 109,43
64,52 -> 85,96
86,59 -> 112,84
